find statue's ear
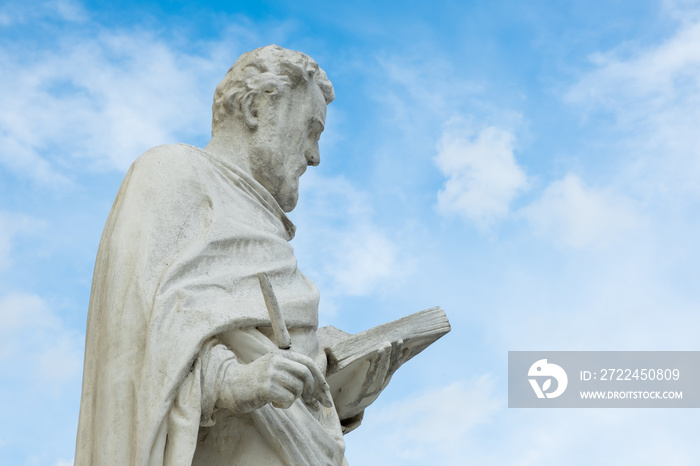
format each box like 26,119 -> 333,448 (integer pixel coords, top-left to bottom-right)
241,94 -> 258,130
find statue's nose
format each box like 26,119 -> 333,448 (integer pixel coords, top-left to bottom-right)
305,148 -> 320,166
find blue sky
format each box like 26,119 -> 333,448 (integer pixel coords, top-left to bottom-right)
3,0 -> 700,464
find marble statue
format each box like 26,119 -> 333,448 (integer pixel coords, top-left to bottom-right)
75,45 -> 449,466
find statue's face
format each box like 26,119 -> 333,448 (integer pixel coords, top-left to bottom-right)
249,84 -> 327,212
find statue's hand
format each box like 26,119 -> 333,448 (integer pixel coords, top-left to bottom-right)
218,350 -> 333,414
358,339 -> 409,399
327,338 -> 411,429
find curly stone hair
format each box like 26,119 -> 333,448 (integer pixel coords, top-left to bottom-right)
211,45 -> 334,135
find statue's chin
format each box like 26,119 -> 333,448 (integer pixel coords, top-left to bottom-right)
280,198 -> 298,213
275,182 -> 300,213
276,192 -> 298,213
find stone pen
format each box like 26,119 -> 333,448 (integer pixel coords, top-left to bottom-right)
257,272 -> 292,350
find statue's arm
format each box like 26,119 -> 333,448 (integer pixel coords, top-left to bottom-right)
198,339 -> 237,425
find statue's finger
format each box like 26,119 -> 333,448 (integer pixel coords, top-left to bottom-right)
365,345 -> 391,395
283,351 -> 332,407
389,339 -> 404,373
277,357 -> 315,402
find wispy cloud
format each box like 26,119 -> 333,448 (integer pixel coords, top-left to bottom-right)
52,0 -> 87,22
495,409 -> 700,466
293,173 -> 406,310
0,293 -> 83,389
330,223 -> 399,296
435,117 -> 529,229
566,12 -> 700,200
0,0 -> 88,26
519,173 -> 640,249
0,293 -> 82,466
663,0 -> 700,22
0,27 -> 230,187
346,376 -> 501,465
0,212 -> 45,269
351,381 -> 700,465
376,56 -> 483,124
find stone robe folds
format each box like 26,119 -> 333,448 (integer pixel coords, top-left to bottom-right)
75,144 -> 346,465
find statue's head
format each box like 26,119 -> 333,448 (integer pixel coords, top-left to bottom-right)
211,45 -> 335,212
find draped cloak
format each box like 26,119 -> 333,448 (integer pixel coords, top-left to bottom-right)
75,144 -> 346,465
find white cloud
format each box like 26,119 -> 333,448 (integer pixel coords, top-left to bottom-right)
350,380 -> 700,465
55,459 -> 74,466
0,293 -> 83,389
346,377 -> 501,465
520,173 -> 640,249
0,212 -> 45,269
0,28 -> 228,186
567,15 -> 700,106
0,0 -> 87,25
566,12 -> 700,200
662,0 -> 700,24
377,57 -> 482,120
497,409 -> 700,466
0,294 -> 51,333
0,137 -> 73,188
435,118 -> 528,228
293,173 -> 405,306
52,0 -> 88,22
331,224 -> 399,296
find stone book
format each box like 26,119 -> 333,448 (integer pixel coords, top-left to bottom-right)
323,307 -> 451,376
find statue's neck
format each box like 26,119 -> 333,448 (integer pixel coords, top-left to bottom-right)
205,133 -> 253,176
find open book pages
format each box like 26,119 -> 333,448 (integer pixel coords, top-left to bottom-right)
324,306 -> 451,376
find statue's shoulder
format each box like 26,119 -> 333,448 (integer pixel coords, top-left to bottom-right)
118,144 -> 219,203
133,143 -> 210,171
128,144 -> 217,185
